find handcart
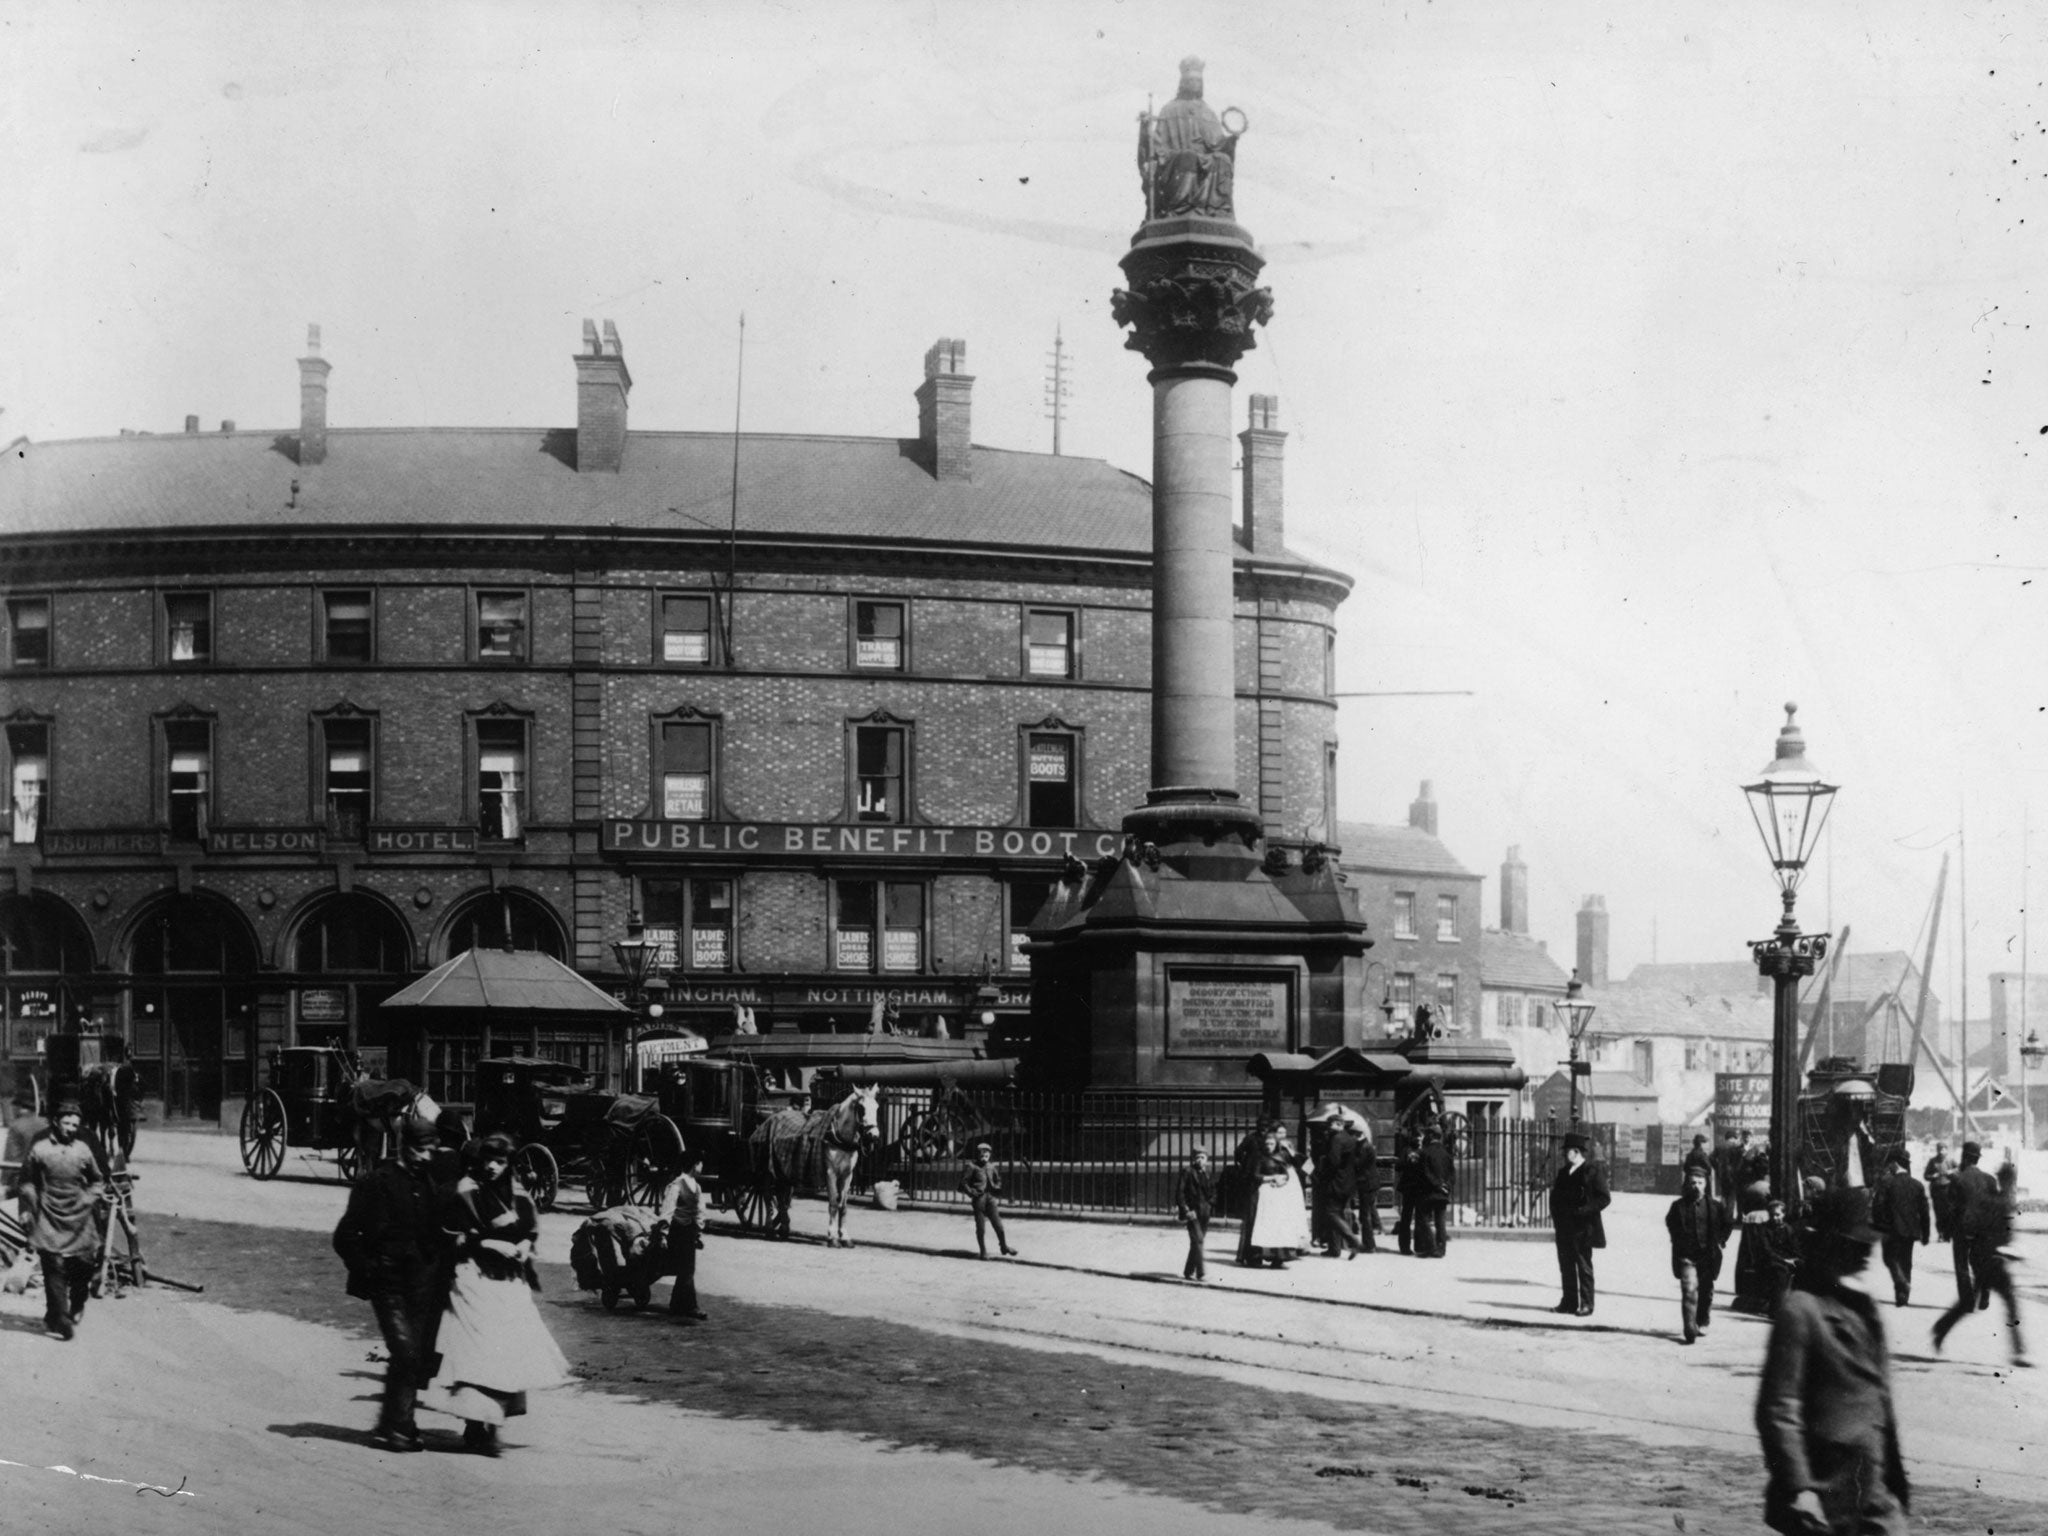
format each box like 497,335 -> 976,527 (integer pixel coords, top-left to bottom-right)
569,1204 -> 681,1311
92,1164 -> 147,1298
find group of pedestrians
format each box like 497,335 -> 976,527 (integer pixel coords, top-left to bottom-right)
331,1121 -> 574,1454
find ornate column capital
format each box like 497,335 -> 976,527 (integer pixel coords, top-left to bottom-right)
1113,229 -> 1271,377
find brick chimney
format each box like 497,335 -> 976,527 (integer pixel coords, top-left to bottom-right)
1577,894 -> 1609,988
915,337 -> 973,481
298,324 -> 330,465
1500,845 -> 1528,934
575,319 -> 632,473
1407,780 -> 1438,837
184,415 -> 200,435
1239,394 -> 1285,554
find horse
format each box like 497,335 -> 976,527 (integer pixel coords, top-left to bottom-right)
749,1083 -> 880,1247
78,1062 -> 139,1161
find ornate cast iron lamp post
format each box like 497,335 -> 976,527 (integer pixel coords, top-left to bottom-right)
1552,970 -> 1598,1127
1743,704 -> 1837,1214
2021,1028 -> 2045,1151
612,909 -> 669,1084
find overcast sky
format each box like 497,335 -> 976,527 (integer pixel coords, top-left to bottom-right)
6,1 -> 2045,1023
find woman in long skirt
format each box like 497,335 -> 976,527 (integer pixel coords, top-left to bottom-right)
420,1134 -> 573,1455
1246,1125 -> 1312,1268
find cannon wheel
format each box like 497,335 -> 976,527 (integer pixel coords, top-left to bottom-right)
625,1114 -> 686,1207
515,1143 -> 560,1212
238,1089 -> 288,1179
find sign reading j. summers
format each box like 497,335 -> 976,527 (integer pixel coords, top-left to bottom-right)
603,820 -> 1123,863
1165,968 -> 1293,1057
1715,1072 -> 1772,1136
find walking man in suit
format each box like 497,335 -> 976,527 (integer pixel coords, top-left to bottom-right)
1869,1149 -> 1930,1308
1942,1141 -> 1997,1312
1665,1162 -> 1734,1343
1550,1131 -> 1611,1316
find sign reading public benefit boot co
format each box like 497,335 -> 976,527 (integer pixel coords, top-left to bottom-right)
1165,967 -> 1295,1057
603,819 -> 1125,864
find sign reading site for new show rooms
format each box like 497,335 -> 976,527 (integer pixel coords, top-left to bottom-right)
603,820 -> 1125,863
1165,967 -> 1294,1057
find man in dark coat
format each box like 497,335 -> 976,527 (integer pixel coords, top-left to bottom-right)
1868,1149 -> 1931,1308
1756,1187 -> 1909,1536
1941,1141 -> 1997,1312
1416,1126 -> 1455,1259
1664,1163 -> 1734,1342
1392,1126 -> 1423,1256
332,1115 -> 445,1452
1682,1133 -> 1715,1200
1932,1150 -> 2025,1364
1921,1142 -> 1957,1242
1315,1119 -> 1366,1259
1550,1131 -> 1610,1315
1175,1148 -> 1216,1281
1356,1133 -> 1381,1253
18,1100 -> 105,1340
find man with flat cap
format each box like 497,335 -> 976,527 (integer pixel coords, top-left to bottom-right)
1868,1148 -> 1930,1308
18,1098 -> 105,1340
1550,1130 -> 1611,1316
333,1114 -> 447,1451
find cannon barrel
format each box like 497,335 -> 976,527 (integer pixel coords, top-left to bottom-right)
816,1058 -> 1018,1088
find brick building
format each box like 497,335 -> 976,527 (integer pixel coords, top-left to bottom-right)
0,326 -> 1350,1122
1336,783 -> 1483,1035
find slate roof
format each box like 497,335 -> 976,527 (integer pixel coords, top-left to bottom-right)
1620,961 -> 1762,995
1480,929 -> 1572,992
1580,985 -> 1775,1042
381,947 -> 630,1015
0,427 -> 1334,575
1622,951 -> 1939,1013
1335,821 -> 1476,879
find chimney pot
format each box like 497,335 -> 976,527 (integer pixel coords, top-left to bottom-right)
575,318 -> 632,472
298,322 -> 331,465
1576,894 -> 1611,989
1500,844 -> 1529,934
1240,393 -> 1286,554
184,415 -> 200,434
915,337 -> 974,481
220,419 -> 235,434
1407,780 -> 1438,836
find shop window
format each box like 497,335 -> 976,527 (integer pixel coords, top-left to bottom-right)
164,719 -> 212,842
322,590 -> 374,664
852,724 -> 906,824
1025,609 -> 1074,678
1436,894 -> 1459,941
852,600 -> 904,671
476,590 -> 528,663
475,718 -> 527,841
834,880 -> 924,972
423,1034 -> 481,1107
8,721 -> 48,844
1007,878 -> 1053,970
660,720 -> 714,820
1025,732 -> 1076,827
321,717 -> 373,841
165,592 -> 212,665
659,594 -> 715,665
644,877 -> 733,972
8,598 -> 50,668
1393,892 -> 1417,939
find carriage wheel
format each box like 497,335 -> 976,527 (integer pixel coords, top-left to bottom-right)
515,1143 -> 560,1212
335,1141 -> 361,1184
625,1115 -> 686,1207
585,1169 -> 620,1211
238,1089 -> 288,1180
733,1170 -> 774,1232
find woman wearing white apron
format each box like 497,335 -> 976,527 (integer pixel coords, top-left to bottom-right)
1247,1125 -> 1311,1268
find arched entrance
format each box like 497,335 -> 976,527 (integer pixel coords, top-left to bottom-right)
286,893 -> 416,1062
0,893 -> 96,1080
126,893 -> 260,1121
440,889 -> 566,961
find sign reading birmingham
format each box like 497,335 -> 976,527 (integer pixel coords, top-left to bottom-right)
603,819 -> 1125,863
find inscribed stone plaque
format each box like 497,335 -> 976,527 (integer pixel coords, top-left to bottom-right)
1166,969 -> 1292,1057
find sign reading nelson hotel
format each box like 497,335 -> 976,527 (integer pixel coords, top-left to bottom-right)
603,819 -> 1125,863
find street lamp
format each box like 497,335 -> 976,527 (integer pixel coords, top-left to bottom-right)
2022,1029 -> 2046,1151
612,909 -> 670,1084
1552,969 -> 1598,1127
1743,703 -> 1837,1216
1363,960 -> 1398,1031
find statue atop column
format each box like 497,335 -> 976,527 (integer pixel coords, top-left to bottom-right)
1137,57 -> 1245,220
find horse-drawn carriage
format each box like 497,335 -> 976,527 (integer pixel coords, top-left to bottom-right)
238,1046 -> 435,1182
472,1055 -> 684,1214
635,1053 -> 803,1230
27,1033 -> 140,1162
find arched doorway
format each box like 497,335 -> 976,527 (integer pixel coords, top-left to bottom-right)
440,889 -> 566,961
127,893 -> 259,1121
0,892 -> 96,1075
287,893 -> 415,1063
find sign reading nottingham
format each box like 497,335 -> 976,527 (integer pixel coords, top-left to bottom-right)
1164,967 -> 1294,1057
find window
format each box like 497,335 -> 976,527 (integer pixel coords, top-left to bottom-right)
8,600 -> 49,668
164,719 -> 211,841
1436,894 -> 1459,941
1393,892 -> 1417,939
8,723 -> 49,843
659,594 -> 714,665
1319,743 -> 1337,842
322,718 -> 372,840
660,721 -> 713,820
1634,1040 -> 1654,1083
853,600 -> 904,671
1685,1039 -> 1710,1072
853,724 -> 905,824
644,878 -> 733,971
1025,733 -> 1075,827
322,591 -> 374,663
1499,994 -> 1522,1031
165,592 -> 212,665
476,591 -> 527,663
1025,609 -> 1074,678
834,880 -> 923,972
1391,970 -> 1416,1011
1007,878 -> 1053,970
1324,630 -> 1336,697
1435,972 -> 1459,1022
476,719 -> 526,841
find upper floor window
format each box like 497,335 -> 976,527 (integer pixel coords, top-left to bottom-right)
1436,894 -> 1459,941
1324,630 -> 1336,697
834,879 -> 923,972
1391,970 -> 1416,1010
7,722 -> 49,843
476,591 -> 527,664
1435,972 -> 1459,1020
659,594 -> 715,666
1025,609 -> 1075,678
1025,732 -> 1076,827
165,592 -> 212,665
1393,892 -> 1417,939
853,723 -> 906,824
660,720 -> 714,820
1634,1040 -> 1654,1083
321,717 -> 373,841
644,877 -> 733,972
475,718 -> 526,841
164,719 -> 212,841
322,591 -> 374,664
8,599 -> 50,668
853,600 -> 904,671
